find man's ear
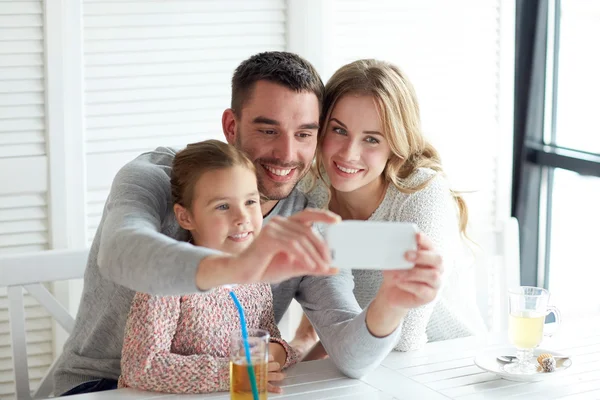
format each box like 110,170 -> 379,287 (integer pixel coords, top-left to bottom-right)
174,203 -> 195,231
222,108 -> 237,145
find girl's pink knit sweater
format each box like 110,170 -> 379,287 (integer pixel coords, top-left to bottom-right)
118,283 -> 298,393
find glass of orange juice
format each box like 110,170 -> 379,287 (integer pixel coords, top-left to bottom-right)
505,286 -> 561,374
230,329 -> 269,400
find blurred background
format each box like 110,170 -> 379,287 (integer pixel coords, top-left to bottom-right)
0,1 -> 598,398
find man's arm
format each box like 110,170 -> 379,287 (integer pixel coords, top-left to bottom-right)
295,270 -> 402,379
97,149 -> 340,295
97,152 -> 218,295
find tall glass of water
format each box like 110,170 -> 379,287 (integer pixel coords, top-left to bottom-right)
505,286 -> 561,374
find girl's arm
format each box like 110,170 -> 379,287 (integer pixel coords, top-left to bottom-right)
120,293 -> 230,393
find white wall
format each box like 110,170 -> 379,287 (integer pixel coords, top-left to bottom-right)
0,0 -> 513,397
290,0 -> 516,230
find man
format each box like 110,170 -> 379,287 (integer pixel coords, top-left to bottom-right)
54,52 -> 443,396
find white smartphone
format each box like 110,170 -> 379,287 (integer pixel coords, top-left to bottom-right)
321,220 -> 419,270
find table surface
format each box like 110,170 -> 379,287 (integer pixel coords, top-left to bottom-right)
69,317 -> 600,400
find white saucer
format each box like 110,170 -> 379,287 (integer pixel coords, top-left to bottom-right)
474,346 -> 572,382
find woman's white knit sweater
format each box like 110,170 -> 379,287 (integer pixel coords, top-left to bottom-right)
305,168 -> 487,351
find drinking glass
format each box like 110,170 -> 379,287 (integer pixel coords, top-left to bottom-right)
230,328 -> 269,400
505,286 -> 561,374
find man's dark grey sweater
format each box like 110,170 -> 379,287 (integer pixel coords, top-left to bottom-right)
53,146 -> 401,395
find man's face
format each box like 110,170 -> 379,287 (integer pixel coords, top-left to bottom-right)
225,81 -> 320,200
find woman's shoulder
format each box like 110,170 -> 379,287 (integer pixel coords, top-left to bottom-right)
388,168 -> 452,203
408,168 -> 451,191
374,168 -> 458,226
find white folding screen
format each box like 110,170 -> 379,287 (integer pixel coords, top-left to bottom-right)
82,0 -> 287,242
0,2 -> 48,254
0,2 -> 54,398
1,1 -> 287,398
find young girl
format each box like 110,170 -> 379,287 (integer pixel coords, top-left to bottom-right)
118,140 -> 298,394
293,59 -> 487,358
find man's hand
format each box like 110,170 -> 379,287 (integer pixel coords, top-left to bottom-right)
267,342 -> 287,394
195,209 -> 341,290
302,341 -> 329,361
290,313 -> 320,359
366,232 -> 444,337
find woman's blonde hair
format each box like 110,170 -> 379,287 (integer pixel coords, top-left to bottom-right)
315,59 -> 469,236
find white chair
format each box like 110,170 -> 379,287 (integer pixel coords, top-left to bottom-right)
0,249 -> 89,400
277,299 -> 305,342
472,217 -> 521,333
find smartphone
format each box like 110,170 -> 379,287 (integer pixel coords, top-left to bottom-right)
322,220 -> 419,270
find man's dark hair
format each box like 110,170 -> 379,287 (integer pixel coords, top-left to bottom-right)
231,51 -> 324,116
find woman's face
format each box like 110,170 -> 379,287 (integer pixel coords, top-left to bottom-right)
320,94 -> 392,193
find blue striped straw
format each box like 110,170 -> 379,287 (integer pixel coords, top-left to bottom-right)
229,291 -> 259,400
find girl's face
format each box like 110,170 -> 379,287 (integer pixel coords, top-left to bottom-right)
174,166 -> 263,254
320,95 -> 392,194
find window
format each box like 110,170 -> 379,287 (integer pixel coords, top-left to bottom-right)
513,0 -> 600,322
554,0 -> 600,154
548,169 -> 600,319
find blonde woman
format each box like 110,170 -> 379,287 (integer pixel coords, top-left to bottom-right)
292,59 -> 486,358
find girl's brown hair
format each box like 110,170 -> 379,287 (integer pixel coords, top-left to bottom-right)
316,59 -> 469,236
171,139 -> 255,209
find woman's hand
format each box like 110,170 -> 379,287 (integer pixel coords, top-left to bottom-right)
379,232 -> 443,309
366,232 -> 443,337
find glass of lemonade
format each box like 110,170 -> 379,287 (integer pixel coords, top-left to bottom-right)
506,286 -> 561,374
230,328 -> 269,400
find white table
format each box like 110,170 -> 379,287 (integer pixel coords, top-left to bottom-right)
70,318 -> 600,399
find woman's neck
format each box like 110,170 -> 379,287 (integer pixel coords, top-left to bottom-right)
329,176 -> 388,221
